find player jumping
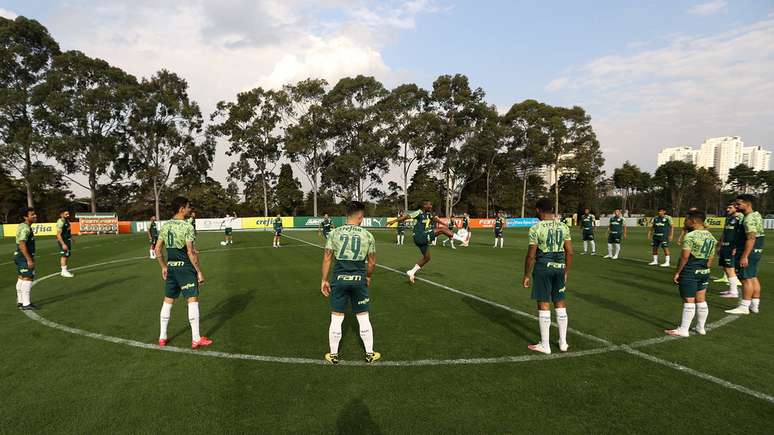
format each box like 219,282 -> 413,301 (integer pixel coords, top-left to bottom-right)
522,198 -> 572,354
320,201 -> 379,364
388,200 -> 469,284
604,209 -> 627,259
648,208 -> 673,267
580,208 -> 596,255
155,196 -> 212,349
273,213 -> 283,247
725,194 -> 765,315
14,208 -> 38,310
56,210 -> 74,277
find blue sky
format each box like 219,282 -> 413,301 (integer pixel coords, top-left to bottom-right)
2,0 -> 773,189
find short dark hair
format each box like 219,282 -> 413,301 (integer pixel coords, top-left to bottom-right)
346,201 -> 366,216
658,207 -> 666,212
736,194 -> 756,206
171,196 -> 190,214
535,198 -> 553,213
686,209 -> 706,224
21,207 -> 35,217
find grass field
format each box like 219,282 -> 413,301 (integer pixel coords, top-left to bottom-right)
1,226 -> 772,434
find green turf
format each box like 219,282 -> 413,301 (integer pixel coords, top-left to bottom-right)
1,227 -> 772,433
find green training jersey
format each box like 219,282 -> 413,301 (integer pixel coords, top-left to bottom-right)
736,211 -> 765,251
325,224 -> 376,274
682,229 -> 717,271
186,217 -> 197,235
408,209 -> 434,240
462,217 -> 469,230
494,217 -> 505,231
608,216 -> 624,235
528,220 -> 571,264
56,218 -> 71,241
321,218 -> 332,232
721,212 -> 743,247
652,215 -> 673,238
15,222 -> 35,257
581,214 -> 595,230
396,220 -> 406,231
149,221 -> 159,238
158,219 -> 195,263
273,217 -> 282,230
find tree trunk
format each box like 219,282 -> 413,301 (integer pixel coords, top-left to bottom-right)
261,172 -> 269,216
520,174 -> 528,218
486,167 -> 491,218
153,176 -> 161,219
554,165 -> 560,215
89,178 -> 97,213
312,175 -> 318,217
24,145 -> 34,207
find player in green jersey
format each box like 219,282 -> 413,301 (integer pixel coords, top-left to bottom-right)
395,210 -> 406,245
716,203 -> 743,298
493,211 -> 505,248
14,208 -> 38,310
222,212 -> 235,246
666,210 -> 716,337
580,208 -> 596,255
648,208 -> 674,267
320,201 -> 379,364
441,215 -> 458,249
604,209 -> 627,259
155,196 -> 212,349
388,200 -> 469,284
319,213 -> 334,239
272,213 -> 283,248
56,210 -> 74,277
726,194 -> 765,315
148,216 -> 159,259
461,212 -> 471,245
522,198 -> 573,354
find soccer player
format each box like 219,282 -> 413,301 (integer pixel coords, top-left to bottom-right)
320,201 -> 379,364
387,200 -> 469,284
726,194 -> 765,315
319,213 -> 333,239
441,215 -> 457,249
493,211 -> 505,248
273,213 -> 283,248
222,212 -> 235,245
14,208 -> 38,310
461,212 -> 471,245
430,218 -> 438,246
155,196 -> 212,349
666,210 -> 716,337
604,209 -> 627,259
580,208 -> 596,255
395,211 -> 406,245
148,216 -> 159,259
716,203 -> 743,298
648,208 -> 673,267
522,198 -> 572,354
56,210 -> 74,277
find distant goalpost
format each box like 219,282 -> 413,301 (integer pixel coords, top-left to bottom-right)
76,212 -> 119,235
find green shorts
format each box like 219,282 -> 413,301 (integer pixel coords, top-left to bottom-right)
607,233 -> 621,244
531,263 -> 566,302
678,269 -> 710,298
718,247 -> 734,268
735,251 -> 762,280
274,229 -> 282,236
396,228 -> 404,235
150,236 -> 158,247
330,273 -> 370,313
582,230 -> 594,241
413,233 -> 433,255
164,263 -> 199,299
322,230 -> 330,239
14,255 -> 35,278
494,229 -> 503,238
225,228 -> 233,236
60,239 -> 72,258
651,237 -> 668,248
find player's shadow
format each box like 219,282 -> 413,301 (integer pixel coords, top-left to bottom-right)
168,287 -> 258,341
336,398 -> 382,435
462,297 -> 533,343
572,291 -> 671,328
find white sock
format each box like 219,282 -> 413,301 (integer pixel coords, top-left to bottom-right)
583,241 -> 588,253
678,303 -> 696,333
16,279 -> 23,304
664,255 -> 670,264
555,307 -> 568,346
590,241 -> 596,252
188,301 -> 201,342
729,276 -> 738,293
493,239 -> 497,248
159,302 -> 173,340
397,236 -> 400,244
740,299 -> 751,308
652,254 -> 658,262
21,280 -> 32,306
614,244 -> 621,257
408,264 -> 421,275
450,239 -> 455,248
499,238 -> 504,248
607,243 -> 613,255
356,313 -> 374,354
329,314 -> 344,354
538,310 -> 551,348
452,233 -> 465,242
696,302 -> 708,330
751,298 -> 760,309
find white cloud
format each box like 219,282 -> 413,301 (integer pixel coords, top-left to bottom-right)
545,18 -> 774,172
0,8 -> 18,19
689,0 -> 727,16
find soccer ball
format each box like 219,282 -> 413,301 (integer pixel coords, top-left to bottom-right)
457,229 -> 468,239
220,241 -> 227,246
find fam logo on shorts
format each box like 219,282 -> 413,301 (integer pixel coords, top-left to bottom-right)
337,274 -> 362,282
357,298 -> 371,305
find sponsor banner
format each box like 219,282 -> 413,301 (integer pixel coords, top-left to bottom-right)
294,216 -> 346,228
507,218 -> 539,228
0,224 -> 3,237
2,222 -> 58,237
241,217 -> 293,229
765,219 -> 774,229
473,218 -> 496,229
361,217 -> 387,228
703,216 -> 725,229
79,216 -> 119,234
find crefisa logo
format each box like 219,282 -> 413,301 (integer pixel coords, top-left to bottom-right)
32,224 -> 53,234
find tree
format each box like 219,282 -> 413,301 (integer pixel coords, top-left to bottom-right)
407,163 -> 443,211
692,167 -> 722,213
654,161 -> 697,217
727,164 -> 757,194
128,69 -> 213,219
33,50 -> 137,212
323,75 -> 390,202
274,163 -> 304,215
613,161 -> 644,212
284,78 -> 331,216
210,87 -> 290,216
0,16 -> 60,207
755,170 -> 774,213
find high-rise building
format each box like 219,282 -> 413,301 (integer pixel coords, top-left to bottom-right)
657,146 -> 697,166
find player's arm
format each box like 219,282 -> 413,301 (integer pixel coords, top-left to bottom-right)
186,240 -> 204,283
366,252 -> 376,287
320,249 -> 333,297
669,225 -> 674,241
56,224 -> 67,250
739,230 -> 756,267
18,240 -> 34,269
431,215 -> 448,228
673,246 -> 691,284
522,245 -> 537,288
623,221 -> 628,239
155,237 -> 167,279
563,239 -> 574,273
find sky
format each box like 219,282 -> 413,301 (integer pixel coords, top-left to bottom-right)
2,0 -> 773,195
